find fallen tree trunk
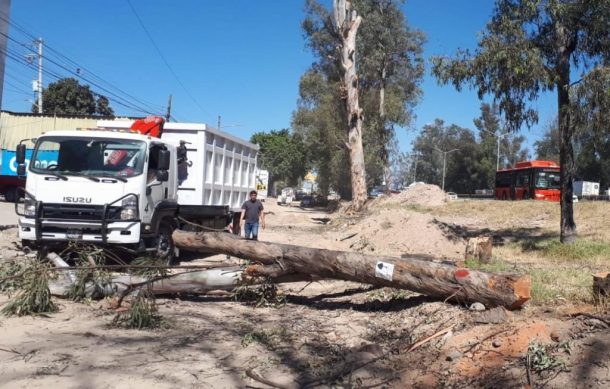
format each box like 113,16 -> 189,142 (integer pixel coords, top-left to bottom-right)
173,230 -> 531,309
49,264 -> 313,299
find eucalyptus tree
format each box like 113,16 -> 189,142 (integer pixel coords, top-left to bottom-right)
294,0 -> 424,203
433,0 -> 610,243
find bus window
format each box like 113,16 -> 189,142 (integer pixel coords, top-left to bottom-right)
516,172 -> 530,187
496,171 -> 511,187
536,170 -> 560,189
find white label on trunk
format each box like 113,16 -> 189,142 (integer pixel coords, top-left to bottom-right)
375,261 -> 394,281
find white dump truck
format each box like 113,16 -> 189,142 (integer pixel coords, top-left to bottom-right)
14,117 -> 258,262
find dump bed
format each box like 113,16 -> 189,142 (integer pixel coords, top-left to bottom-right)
162,123 -> 258,211
97,120 -> 258,212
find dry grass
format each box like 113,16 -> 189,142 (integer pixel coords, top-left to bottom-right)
465,235 -> 610,305
433,200 -> 610,305
367,198 -> 610,305
432,199 -> 559,228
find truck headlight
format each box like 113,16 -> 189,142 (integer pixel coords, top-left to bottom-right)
24,197 -> 36,217
120,196 -> 138,220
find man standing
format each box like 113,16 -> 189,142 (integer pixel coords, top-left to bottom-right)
240,190 -> 265,240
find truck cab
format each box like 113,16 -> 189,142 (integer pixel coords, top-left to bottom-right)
17,129 -> 179,259
15,118 -> 259,261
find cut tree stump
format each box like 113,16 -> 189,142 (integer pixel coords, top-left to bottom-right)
593,272 -> 610,302
172,230 -> 531,309
465,236 -> 493,264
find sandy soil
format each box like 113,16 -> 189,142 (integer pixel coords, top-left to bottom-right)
1,189 -> 609,388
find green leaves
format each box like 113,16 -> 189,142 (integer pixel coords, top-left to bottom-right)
411,105 -> 528,193
431,0 -> 610,241
294,0 -> 425,195
250,129 -> 308,190
2,262 -> 57,317
36,77 -> 115,117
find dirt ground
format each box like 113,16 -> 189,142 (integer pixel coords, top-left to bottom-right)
1,189 -> 609,388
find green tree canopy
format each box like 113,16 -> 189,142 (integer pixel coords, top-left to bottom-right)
535,119 -> 560,162
250,129 -> 308,191
432,0 -> 610,243
572,67 -> 610,189
294,0 -> 424,197
412,107 -> 528,193
36,78 -> 115,116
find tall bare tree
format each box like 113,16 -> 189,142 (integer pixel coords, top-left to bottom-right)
334,0 -> 367,210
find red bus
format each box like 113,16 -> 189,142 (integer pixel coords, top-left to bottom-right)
495,160 -> 560,201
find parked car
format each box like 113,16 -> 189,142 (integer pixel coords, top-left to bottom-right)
368,186 -> 386,199
446,192 -> 458,201
277,187 -> 295,205
300,195 -> 315,208
294,189 -> 306,201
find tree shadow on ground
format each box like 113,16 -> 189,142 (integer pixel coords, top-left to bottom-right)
160,286 -> 434,314
432,219 -> 558,247
166,303 -> 401,387
575,333 -> 610,386
286,293 -> 435,313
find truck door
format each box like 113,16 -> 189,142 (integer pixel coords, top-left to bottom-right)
144,144 -> 170,222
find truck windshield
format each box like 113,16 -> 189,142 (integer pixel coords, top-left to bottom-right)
535,170 -> 561,190
30,136 -> 146,179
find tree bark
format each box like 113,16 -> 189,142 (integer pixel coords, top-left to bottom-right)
334,0 -> 367,211
379,64 -> 393,192
556,26 -> 577,243
592,272 -> 609,302
48,264 -> 313,299
173,230 -> 531,309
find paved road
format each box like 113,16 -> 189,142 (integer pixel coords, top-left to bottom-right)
0,201 -> 18,226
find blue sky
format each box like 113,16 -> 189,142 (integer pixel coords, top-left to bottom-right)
2,0 -> 556,153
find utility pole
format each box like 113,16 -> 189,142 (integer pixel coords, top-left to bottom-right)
479,128 -> 510,171
433,147 -> 459,192
412,153 -> 419,184
217,115 -> 221,130
0,0 -> 11,110
165,94 -> 172,121
35,38 -> 43,114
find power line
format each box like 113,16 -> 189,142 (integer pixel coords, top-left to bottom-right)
4,79 -> 31,95
125,0 -> 214,121
2,45 -> 151,116
40,43 -> 166,112
3,44 -> 154,116
0,10 -> 167,115
0,38 -> 159,116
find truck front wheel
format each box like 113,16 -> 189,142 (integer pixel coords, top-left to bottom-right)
155,222 -> 176,266
4,187 -> 18,203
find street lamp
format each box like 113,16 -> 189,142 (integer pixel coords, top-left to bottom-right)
433,147 -> 460,192
479,128 -> 510,171
411,153 -> 420,184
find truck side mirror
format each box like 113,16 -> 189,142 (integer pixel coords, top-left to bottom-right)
16,144 -> 26,164
156,170 -> 169,182
17,164 -> 26,177
158,149 -> 170,170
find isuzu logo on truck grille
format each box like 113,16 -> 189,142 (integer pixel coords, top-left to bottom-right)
63,196 -> 92,203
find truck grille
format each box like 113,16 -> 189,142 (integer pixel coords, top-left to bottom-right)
41,203 -> 122,221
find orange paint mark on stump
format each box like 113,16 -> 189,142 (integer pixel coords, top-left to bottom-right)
454,269 -> 470,279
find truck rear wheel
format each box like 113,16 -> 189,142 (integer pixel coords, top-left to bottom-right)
231,212 -> 241,235
155,222 -> 176,266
